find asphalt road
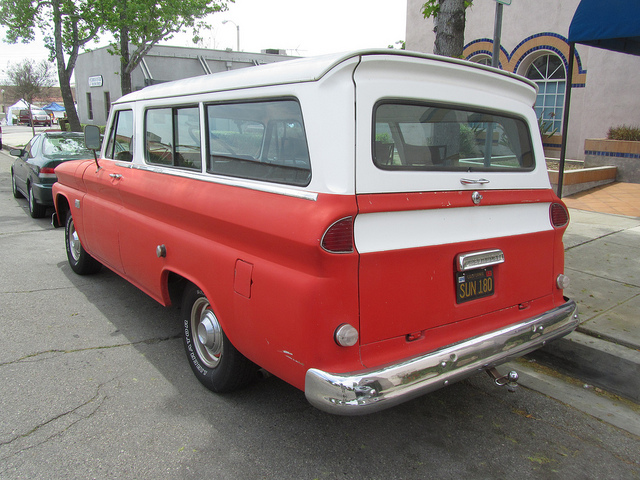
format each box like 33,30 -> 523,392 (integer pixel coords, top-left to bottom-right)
0,149 -> 638,479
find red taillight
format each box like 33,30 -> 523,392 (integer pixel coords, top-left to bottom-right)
550,203 -> 569,228
321,217 -> 354,253
40,167 -> 56,174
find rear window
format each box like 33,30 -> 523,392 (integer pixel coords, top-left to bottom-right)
206,100 -> 311,187
374,101 -> 534,172
43,135 -> 91,157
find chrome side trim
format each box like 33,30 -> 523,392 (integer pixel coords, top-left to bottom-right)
113,161 -> 318,201
305,300 -> 579,415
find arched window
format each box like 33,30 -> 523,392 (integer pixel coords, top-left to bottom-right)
470,54 -> 492,66
525,54 -> 565,134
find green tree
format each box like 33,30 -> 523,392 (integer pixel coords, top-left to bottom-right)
0,0 -> 101,131
5,59 -> 56,135
99,0 -> 230,96
422,0 -> 472,58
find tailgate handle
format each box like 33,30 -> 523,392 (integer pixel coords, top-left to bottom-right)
460,178 -> 490,185
457,249 -> 505,271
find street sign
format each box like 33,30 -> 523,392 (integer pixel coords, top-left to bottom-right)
494,0 -> 512,4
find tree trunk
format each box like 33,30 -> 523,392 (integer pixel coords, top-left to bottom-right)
52,0 -> 82,131
433,0 -> 466,58
59,72 -> 81,131
120,25 -> 132,96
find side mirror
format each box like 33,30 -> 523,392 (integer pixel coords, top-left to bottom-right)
9,148 -> 24,157
84,125 -> 101,150
84,125 -> 102,170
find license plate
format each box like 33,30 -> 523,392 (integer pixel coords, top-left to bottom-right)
456,267 -> 494,303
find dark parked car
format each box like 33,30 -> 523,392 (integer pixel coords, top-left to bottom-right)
11,132 -> 93,218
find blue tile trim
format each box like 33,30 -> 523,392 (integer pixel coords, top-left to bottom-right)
585,150 -> 640,159
464,32 -> 587,87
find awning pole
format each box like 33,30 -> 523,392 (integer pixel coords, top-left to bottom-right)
557,42 -> 576,198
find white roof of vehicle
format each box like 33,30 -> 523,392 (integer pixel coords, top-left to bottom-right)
115,49 -> 537,104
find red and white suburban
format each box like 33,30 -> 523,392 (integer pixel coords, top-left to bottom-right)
53,50 -> 578,414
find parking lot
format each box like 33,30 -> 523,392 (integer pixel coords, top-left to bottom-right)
0,148 -> 638,479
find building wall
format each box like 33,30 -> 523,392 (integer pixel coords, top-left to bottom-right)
405,0 -> 640,160
75,45 -> 295,126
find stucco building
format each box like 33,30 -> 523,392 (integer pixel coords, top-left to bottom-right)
75,45 -> 294,126
405,0 -> 640,160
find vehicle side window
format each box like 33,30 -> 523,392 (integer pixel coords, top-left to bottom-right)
25,135 -> 40,159
373,101 -> 534,172
145,106 -> 201,170
206,100 -> 311,187
105,110 -> 134,162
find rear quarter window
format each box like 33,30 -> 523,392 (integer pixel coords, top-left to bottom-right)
206,100 -> 311,187
374,101 -> 534,172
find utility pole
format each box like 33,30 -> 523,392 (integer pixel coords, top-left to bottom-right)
484,0 -> 511,166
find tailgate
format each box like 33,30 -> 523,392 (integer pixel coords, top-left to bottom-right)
355,191 -> 560,345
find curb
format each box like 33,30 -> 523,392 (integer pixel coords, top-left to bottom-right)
529,331 -> 640,403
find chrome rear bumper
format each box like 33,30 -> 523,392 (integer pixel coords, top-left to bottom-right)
305,300 -> 579,415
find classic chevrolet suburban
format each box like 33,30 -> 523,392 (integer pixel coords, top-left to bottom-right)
53,50 -> 578,414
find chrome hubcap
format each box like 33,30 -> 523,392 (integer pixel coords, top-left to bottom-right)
68,220 -> 82,262
192,297 -> 223,369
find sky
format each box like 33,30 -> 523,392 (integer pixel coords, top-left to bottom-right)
0,0 -> 408,83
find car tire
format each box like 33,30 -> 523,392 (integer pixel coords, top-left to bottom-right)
28,186 -> 47,218
11,172 -> 21,199
65,211 -> 102,275
181,284 -> 257,393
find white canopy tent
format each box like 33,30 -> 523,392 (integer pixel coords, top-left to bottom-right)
4,99 -> 29,125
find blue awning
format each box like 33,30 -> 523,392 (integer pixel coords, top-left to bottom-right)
42,102 -> 66,112
569,0 -> 640,55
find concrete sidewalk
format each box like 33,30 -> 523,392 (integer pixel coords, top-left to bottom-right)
532,207 -> 640,403
2,125 -> 639,403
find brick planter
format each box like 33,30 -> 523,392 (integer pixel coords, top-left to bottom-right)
548,165 -> 617,197
584,139 -> 640,184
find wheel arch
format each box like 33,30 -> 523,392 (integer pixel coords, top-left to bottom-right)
161,270 -> 236,344
53,192 -> 71,228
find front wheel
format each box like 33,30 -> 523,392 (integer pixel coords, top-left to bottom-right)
181,284 -> 256,393
65,211 -> 102,275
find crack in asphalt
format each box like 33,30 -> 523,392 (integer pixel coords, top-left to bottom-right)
0,383 -> 108,464
0,333 -> 182,367
0,285 -> 89,295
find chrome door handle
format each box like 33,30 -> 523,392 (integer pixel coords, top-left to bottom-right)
460,178 -> 490,185
109,173 -> 123,179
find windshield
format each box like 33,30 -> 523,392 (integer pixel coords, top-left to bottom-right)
43,135 -> 92,157
374,101 -> 535,172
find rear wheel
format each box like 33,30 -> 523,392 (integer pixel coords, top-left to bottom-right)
11,172 -> 21,199
28,186 -> 47,218
65,211 -> 102,275
181,284 -> 257,393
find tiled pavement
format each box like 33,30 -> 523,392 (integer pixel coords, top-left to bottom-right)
563,182 -> 640,218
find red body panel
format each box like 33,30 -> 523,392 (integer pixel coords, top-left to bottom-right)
55,159 -> 364,390
355,190 -> 568,360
